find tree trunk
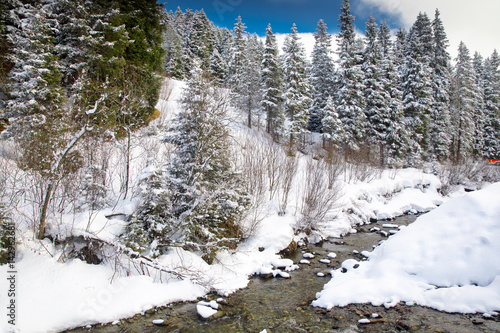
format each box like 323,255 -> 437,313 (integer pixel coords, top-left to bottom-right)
37,125 -> 87,239
380,143 -> 385,167
123,128 -> 131,199
38,181 -> 54,240
343,143 -> 349,183
247,97 -> 252,128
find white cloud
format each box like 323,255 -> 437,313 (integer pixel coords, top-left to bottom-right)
274,32 -> 317,59
358,0 -> 500,58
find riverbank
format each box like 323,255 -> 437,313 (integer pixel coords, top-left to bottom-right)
66,215 -> 500,332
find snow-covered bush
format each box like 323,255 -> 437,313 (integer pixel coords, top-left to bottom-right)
0,203 -> 14,265
437,157 -> 500,194
123,167 -> 173,255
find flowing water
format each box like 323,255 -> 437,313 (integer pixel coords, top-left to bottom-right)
67,215 -> 500,333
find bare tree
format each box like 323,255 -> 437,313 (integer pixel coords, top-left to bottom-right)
298,158 -> 341,232
266,142 -> 283,200
235,136 -> 271,237
277,155 -> 298,216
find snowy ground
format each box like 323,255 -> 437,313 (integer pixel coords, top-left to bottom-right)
1,79 -> 496,333
313,182 -> 500,314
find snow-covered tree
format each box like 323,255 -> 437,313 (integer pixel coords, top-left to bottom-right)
129,68 -> 250,256
309,19 -> 335,133
215,27 -> 233,80
482,50 -> 500,158
378,20 -> 407,165
242,33 -> 263,128
429,9 -> 452,161
228,15 -> 247,92
210,47 -> 227,85
0,203 -> 14,265
450,42 -> 476,160
228,16 -> 263,127
336,0 -> 366,156
261,24 -> 285,141
400,20 -> 434,164
322,96 -> 345,148
2,0 -> 165,239
362,16 -> 393,164
164,17 -> 186,79
472,52 -> 486,154
0,1 -> 8,108
282,23 -> 312,148
393,27 -> 407,69
413,12 -> 434,61
189,9 -> 216,70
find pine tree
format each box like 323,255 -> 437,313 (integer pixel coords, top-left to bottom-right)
2,0 -> 165,238
337,0 -> 356,61
189,9 -> 215,70
482,50 -> 500,158
282,23 -> 312,148
472,52 -> 486,155
228,15 -> 247,91
377,20 -> 406,165
228,16 -> 258,126
450,42 -> 476,161
322,96 -> 345,147
377,20 -> 391,57
0,0 -> 9,106
216,27 -> 233,82
362,16 -> 396,165
164,17 -> 186,79
261,23 -> 285,141
393,27 -> 407,69
242,33 -> 263,128
3,1 -> 80,239
0,203 -> 14,265
336,0 -> 366,155
400,20 -> 433,164
429,9 -> 452,161
159,68 -> 249,254
210,47 -> 227,85
309,19 -> 334,133
413,12 -> 434,61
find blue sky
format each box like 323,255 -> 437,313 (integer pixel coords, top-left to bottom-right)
158,0 -> 400,36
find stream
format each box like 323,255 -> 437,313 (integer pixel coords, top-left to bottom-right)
67,215 -> 500,333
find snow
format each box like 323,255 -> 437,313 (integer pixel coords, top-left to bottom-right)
2,78 -> 496,332
196,303 -> 217,319
313,182 -> 500,314
0,241 -> 206,333
327,252 -> 337,258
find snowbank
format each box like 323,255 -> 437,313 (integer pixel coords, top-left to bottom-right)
320,167 -> 444,238
0,240 -> 206,333
313,182 -> 500,314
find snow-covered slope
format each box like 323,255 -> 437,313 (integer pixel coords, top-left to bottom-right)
313,182 -> 500,314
